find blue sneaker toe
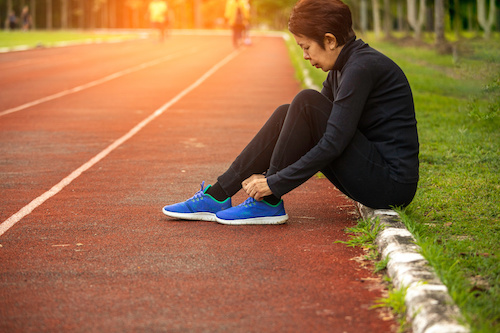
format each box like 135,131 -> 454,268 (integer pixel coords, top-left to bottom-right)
216,197 -> 288,225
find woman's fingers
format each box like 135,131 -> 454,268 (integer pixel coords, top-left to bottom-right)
242,176 -> 272,200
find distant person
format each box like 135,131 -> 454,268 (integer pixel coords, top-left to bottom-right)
148,0 -> 169,42
162,0 -> 419,225
21,6 -> 32,31
225,0 -> 250,48
7,10 -> 17,30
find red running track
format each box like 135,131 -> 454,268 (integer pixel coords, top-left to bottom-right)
0,33 -> 396,332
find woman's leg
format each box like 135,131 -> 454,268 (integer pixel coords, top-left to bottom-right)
218,88 -> 416,208
217,104 -> 290,197
163,90 -> 331,221
267,89 -> 333,175
217,89 -> 333,197
320,132 -> 417,208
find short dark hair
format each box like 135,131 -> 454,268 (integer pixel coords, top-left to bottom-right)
288,0 -> 355,49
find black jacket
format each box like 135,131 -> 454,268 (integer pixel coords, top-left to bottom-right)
267,37 -> 419,197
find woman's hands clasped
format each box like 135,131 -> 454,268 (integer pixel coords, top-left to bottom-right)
242,174 -> 273,201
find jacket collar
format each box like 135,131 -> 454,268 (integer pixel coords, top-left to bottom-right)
331,36 -> 363,72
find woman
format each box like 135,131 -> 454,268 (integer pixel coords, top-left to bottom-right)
162,0 -> 419,225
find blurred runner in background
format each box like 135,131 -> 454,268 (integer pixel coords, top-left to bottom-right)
6,10 -> 17,30
21,6 -> 32,31
148,0 -> 169,42
225,0 -> 251,48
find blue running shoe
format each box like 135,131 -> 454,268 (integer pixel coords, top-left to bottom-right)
162,182 -> 232,222
216,197 -> 288,225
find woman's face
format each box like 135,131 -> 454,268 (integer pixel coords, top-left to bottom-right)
293,34 -> 341,72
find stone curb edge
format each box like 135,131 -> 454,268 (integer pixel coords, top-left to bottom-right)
357,203 -> 470,333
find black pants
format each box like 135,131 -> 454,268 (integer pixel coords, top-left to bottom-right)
232,24 -> 244,47
218,89 -> 417,209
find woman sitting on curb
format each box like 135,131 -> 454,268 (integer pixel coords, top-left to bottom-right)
162,0 -> 419,225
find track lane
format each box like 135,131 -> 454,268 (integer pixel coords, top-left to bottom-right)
0,47 -> 240,236
0,35 -> 235,222
0,35 -> 226,113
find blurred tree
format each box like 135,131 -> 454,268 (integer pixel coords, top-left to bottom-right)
1,0 -> 497,38
396,0 -> 405,32
125,0 -> 144,29
252,0 -> 296,29
407,0 -> 425,39
383,0 -> 392,38
194,0 -> 201,28
46,0 -> 52,29
360,0 -> 368,33
29,0 -> 35,28
372,0 -> 381,37
435,0 -> 446,45
61,0 -> 68,28
477,0 -> 496,38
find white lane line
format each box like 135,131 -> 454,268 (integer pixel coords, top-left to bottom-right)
0,49 -> 196,118
0,48 -> 241,237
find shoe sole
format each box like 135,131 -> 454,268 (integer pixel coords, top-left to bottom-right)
216,214 -> 288,225
162,209 -> 216,222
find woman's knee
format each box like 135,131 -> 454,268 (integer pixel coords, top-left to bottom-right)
285,89 -> 332,128
292,89 -> 325,105
275,104 -> 290,116
268,104 -> 290,123
289,89 -> 331,115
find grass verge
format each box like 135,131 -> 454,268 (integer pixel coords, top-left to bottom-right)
285,32 -> 499,333
0,30 -> 146,50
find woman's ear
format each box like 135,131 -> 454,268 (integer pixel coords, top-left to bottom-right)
324,33 -> 337,50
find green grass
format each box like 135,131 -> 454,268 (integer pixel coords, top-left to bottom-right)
335,217 -> 384,261
372,283 -> 410,332
285,32 -> 500,332
0,30 -> 145,49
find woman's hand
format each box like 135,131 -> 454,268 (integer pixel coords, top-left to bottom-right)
242,174 -> 273,201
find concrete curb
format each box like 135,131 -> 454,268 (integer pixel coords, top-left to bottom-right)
357,204 -> 470,333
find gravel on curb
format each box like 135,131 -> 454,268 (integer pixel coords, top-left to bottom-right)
357,203 -> 470,333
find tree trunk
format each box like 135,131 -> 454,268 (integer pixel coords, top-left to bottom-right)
383,0 -> 392,38
46,0 -> 52,30
397,0 -> 405,32
109,0 -> 116,29
89,0 -> 95,29
194,0 -> 202,28
453,0 -> 461,39
101,0 -> 108,29
30,0 -> 35,28
477,0 -> 496,39
79,0 -> 85,29
6,0 -> 12,29
407,0 -> 426,39
360,0 -> 368,33
435,0 -> 446,45
372,0 -> 381,37
61,0 -> 68,29
467,3 -> 474,32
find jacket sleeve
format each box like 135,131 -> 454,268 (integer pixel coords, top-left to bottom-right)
267,62 -> 374,197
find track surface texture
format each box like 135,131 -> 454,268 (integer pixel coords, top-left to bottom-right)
0,33 -> 396,332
